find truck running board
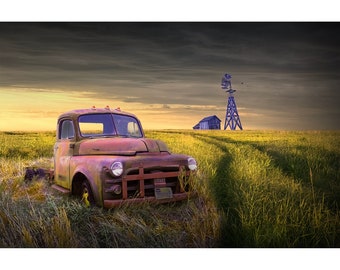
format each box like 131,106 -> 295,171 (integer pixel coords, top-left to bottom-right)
51,184 -> 71,194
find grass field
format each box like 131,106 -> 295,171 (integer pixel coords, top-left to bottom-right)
0,130 -> 339,247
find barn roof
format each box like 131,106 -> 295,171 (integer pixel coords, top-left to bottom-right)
199,115 -> 221,122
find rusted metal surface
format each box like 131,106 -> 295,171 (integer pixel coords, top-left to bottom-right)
120,166 -> 189,200
51,184 -> 70,194
39,107 -> 196,208
77,137 -> 169,156
104,193 -> 188,208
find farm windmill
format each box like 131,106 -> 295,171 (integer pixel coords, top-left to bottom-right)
221,73 -> 243,130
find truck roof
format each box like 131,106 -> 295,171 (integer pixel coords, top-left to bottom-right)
58,107 -> 137,120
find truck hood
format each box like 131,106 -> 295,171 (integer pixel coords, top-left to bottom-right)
77,137 -> 169,156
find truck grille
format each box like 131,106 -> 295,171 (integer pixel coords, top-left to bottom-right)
123,166 -> 187,199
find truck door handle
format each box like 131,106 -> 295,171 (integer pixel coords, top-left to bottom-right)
70,144 -> 75,149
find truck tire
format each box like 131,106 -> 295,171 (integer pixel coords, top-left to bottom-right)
81,181 -> 95,207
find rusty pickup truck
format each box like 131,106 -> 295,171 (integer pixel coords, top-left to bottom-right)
26,107 -> 197,208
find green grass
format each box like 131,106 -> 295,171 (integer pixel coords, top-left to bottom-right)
0,130 -> 339,247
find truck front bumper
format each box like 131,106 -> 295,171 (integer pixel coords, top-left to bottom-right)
103,192 -> 188,208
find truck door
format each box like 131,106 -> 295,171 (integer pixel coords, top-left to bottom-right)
54,119 -> 75,189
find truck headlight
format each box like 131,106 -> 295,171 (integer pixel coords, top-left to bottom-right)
187,157 -> 197,171
111,162 -> 123,177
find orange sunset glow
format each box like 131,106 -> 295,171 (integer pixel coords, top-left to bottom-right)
0,87 -> 229,131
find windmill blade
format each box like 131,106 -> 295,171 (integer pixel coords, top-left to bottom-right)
221,73 -> 232,90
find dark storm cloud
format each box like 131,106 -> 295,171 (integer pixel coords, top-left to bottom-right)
1,23 -> 339,80
0,22 -> 339,129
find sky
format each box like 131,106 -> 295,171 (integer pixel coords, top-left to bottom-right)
0,22 -> 340,131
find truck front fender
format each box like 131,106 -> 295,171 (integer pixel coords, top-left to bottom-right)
71,165 -> 102,207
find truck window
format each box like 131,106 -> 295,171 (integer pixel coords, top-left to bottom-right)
59,120 -> 75,139
79,114 -> 114,137
112,114 -> 142,138
78,113 -> 142,138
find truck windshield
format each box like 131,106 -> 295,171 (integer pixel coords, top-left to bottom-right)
79,113 -> 143,138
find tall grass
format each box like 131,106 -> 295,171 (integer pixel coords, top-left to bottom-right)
149,130 -> 340,247
0,130 -> 339,247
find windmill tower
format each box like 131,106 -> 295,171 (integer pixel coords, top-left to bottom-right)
221,73 -> 243,130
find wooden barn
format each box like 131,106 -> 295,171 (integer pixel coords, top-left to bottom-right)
193,115 -> 221,130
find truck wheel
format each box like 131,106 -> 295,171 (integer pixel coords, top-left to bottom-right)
81,181 -> 95,207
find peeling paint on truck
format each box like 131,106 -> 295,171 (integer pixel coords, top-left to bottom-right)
36,107 -> 197,208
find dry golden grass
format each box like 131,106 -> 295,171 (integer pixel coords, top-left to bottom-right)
0,130 -> 339,247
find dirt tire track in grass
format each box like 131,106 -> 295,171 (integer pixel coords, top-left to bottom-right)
189,132 -> 340,247
1,130 -> 339,247
188,132 -> 246,247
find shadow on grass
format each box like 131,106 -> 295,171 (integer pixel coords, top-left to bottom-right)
192,133 -> 340,247
246,142 -> 340,212
192,134 -> 245,247
204,134 -> 340,213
